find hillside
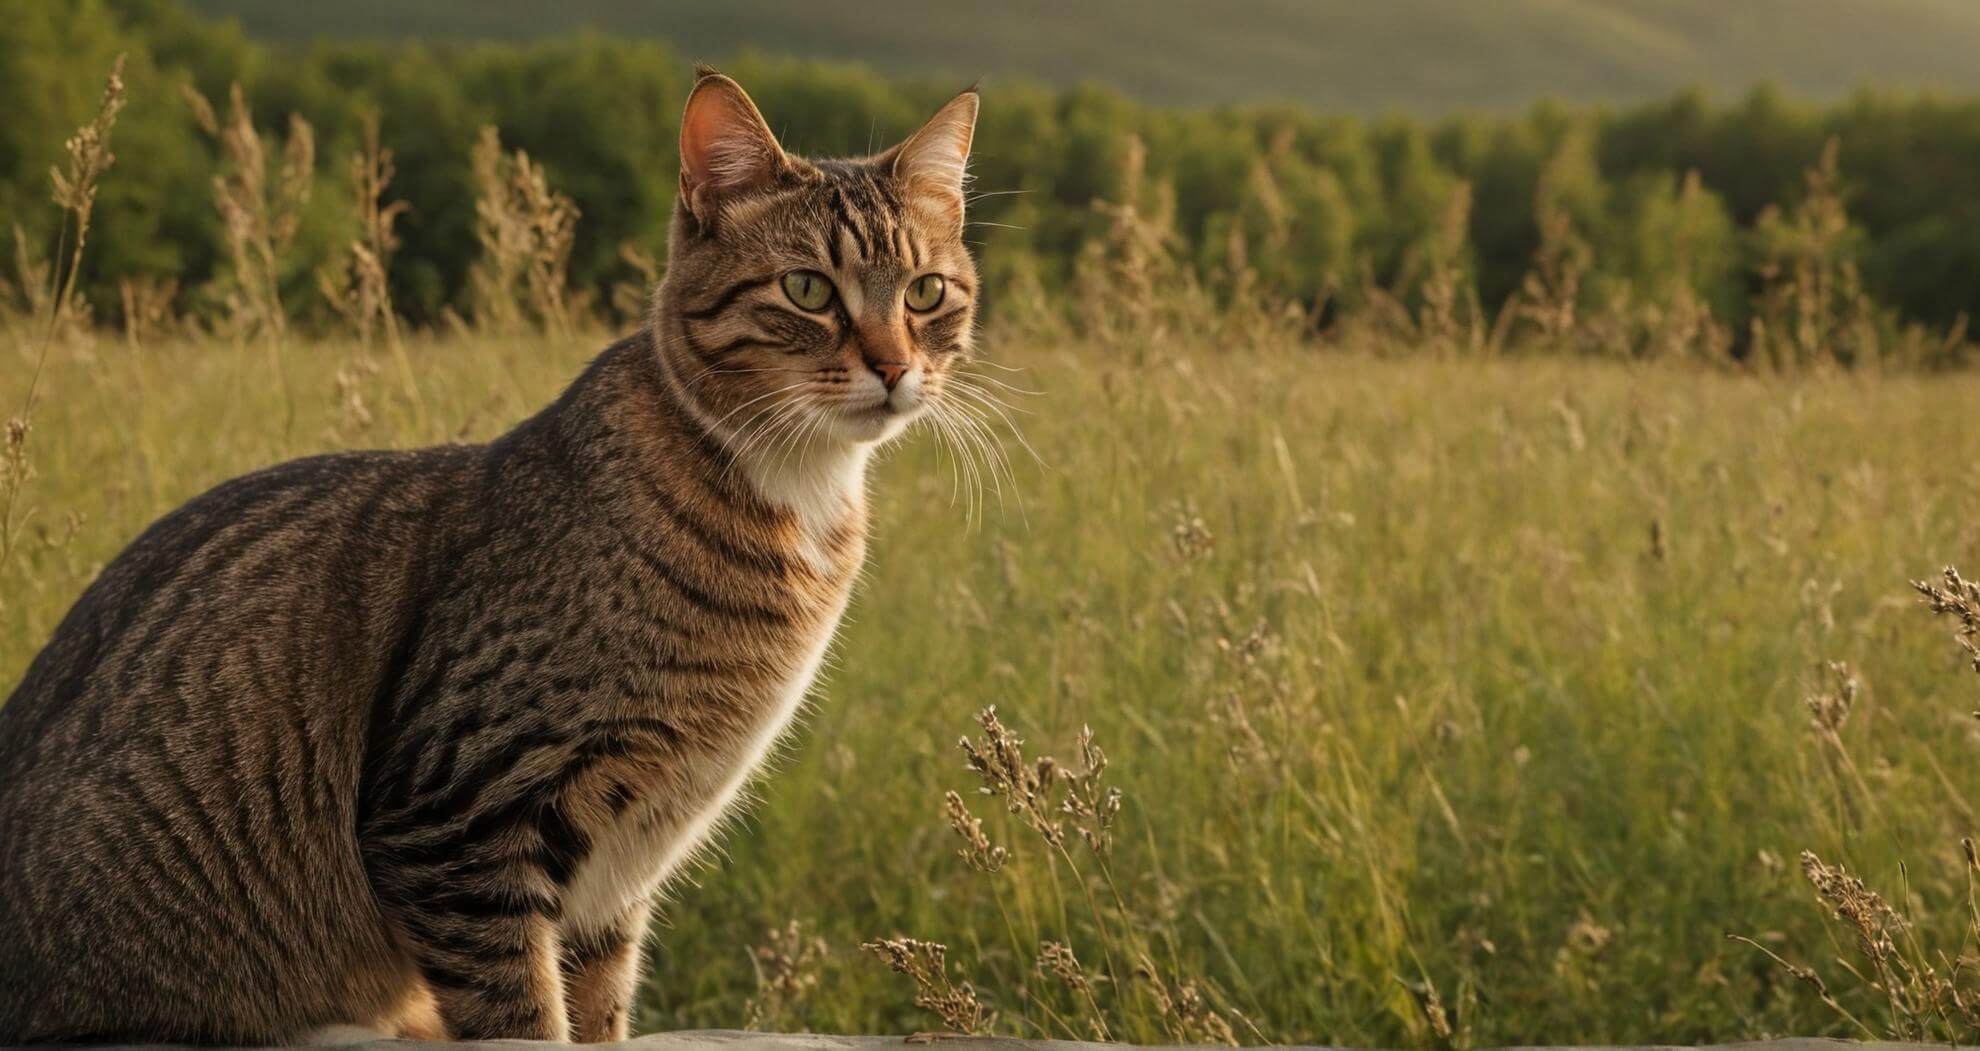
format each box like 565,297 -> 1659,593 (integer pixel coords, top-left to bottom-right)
181,0 -> 1980,112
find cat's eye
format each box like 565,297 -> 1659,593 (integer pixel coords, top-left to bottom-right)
782,270 -> 835,312
904,273 -> 946,313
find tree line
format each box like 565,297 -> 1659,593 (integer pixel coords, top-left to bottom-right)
8,0 -> 1980,352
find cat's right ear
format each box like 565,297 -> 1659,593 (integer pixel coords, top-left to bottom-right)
678,68 -> 789,226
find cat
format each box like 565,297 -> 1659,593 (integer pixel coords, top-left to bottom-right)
0,68 -> 981,1044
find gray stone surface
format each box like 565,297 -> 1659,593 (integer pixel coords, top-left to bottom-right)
2,1034 -> 1936,1051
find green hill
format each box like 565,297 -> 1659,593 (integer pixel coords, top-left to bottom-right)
181,0 -> 1980,112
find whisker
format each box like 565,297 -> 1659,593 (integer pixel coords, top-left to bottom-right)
956,368 -> 1043,398
946,381 -> 1047,472
945,398 -> 1018,499
927,401 -> 984,523
705,381 -> 812,434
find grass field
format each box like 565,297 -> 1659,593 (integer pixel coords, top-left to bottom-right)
5,325 -> 1979,1045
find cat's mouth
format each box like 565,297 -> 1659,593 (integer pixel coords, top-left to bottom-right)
823,392 -> 921,445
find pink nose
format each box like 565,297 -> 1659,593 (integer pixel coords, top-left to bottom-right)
869,360 -> 907,391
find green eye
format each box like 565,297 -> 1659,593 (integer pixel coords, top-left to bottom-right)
905,273 -> 946,312
782,270 -> 835,311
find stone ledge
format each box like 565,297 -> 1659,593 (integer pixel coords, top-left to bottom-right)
3,1033 -> 1927,1051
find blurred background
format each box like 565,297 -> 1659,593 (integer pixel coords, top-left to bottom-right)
11,0 -> 1980,349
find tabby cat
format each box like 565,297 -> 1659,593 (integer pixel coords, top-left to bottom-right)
0,70 -> 981,1044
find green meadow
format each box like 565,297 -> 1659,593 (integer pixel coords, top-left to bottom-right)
7,324 -> 1978,1045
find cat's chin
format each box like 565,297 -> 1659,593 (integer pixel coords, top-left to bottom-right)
821,403 -> 918,446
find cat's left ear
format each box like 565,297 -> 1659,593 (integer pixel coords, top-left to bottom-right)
887,89 -> 979,231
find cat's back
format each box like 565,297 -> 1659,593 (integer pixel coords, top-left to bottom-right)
0,444 -> 476,771
0,443 -> 478,1042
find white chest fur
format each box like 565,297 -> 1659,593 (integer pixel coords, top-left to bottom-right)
557,447 -> 867,939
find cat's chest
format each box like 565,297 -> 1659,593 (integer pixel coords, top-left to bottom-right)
556,524 -> 862,934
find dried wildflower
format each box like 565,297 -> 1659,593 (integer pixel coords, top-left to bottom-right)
1563,910 -> 1616,956
860,937 -> 993,1035
320,111 -> 409,351
118,276 -> 178,348
1038,940 -> 1114,1041
1915,567 -> 1980,676
1170,505 -> 1214,561
1134,957 -> 1237,1046
1801,851 -> 1903,963
958,708 -> 1124,861
468,126 -> 580,337
611,242 -> 662,324
40,54 -> 125,341
1037,941 -> 1089,992
185,82 -> 316,340
745,919 -> 828,1031
1726,933 -> 1870,1036
1059,726 -> 1122,858
1396,975 -> 1464,1049
1805,660 -> 1858,734
1210,689 -> 1271,769
943,790 -> 1008,872
959,706 -> 1064,846
5,57 -> 125,575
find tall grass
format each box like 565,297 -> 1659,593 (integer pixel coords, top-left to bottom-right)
7,321 -> 1976,1044
3,55 -> 125,597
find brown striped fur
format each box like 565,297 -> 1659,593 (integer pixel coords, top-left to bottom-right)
0,70 -> 981,1043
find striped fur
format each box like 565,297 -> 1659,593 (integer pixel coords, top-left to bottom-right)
0,70 -> 980,1044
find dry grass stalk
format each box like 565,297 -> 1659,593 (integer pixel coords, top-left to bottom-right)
3,56 -> 127,583
7,227 -> 57,334
958,706 -> 1068,847
1913,566 -> 1980,678
316,111 -> 423,423
1135,957 -> 1238,1046
1067,135 -> 1235,346
1170,501 -> 1215,562
1748,138 -> 1877,370
1805,660 -> 1858,735
859,937 -> 994,1035
942,789 -> 1008,872
611,242 -> 661,325
468,126 -> 580,338
745,919 -> 830,1032
119,276 -> 179,348
1751,571 -> 1980,1042
871,708 -> 1254,1044
318,111 -> 408,350
37,54 -> 129,344
184,82 -> 316,340
1516,191 -> 1589,346
1396,974 -> 1467,1051
956,707 -> 1120,864
1413,181 -> 1482,351
1335,183 -> 1487,356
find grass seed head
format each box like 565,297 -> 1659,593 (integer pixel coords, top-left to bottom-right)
943,789 -> 1008,872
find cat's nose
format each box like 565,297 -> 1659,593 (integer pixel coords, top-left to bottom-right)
871,362 -> 906,395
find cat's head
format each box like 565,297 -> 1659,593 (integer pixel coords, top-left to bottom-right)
654,68 -> 980,453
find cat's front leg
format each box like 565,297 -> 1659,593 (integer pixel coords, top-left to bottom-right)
370,841 -> 572,1041
561,899 -> 652,1042
403,904 -> 570,1040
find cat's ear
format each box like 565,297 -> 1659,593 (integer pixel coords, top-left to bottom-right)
678,68 -> 790,224
888,89 -> 979,230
